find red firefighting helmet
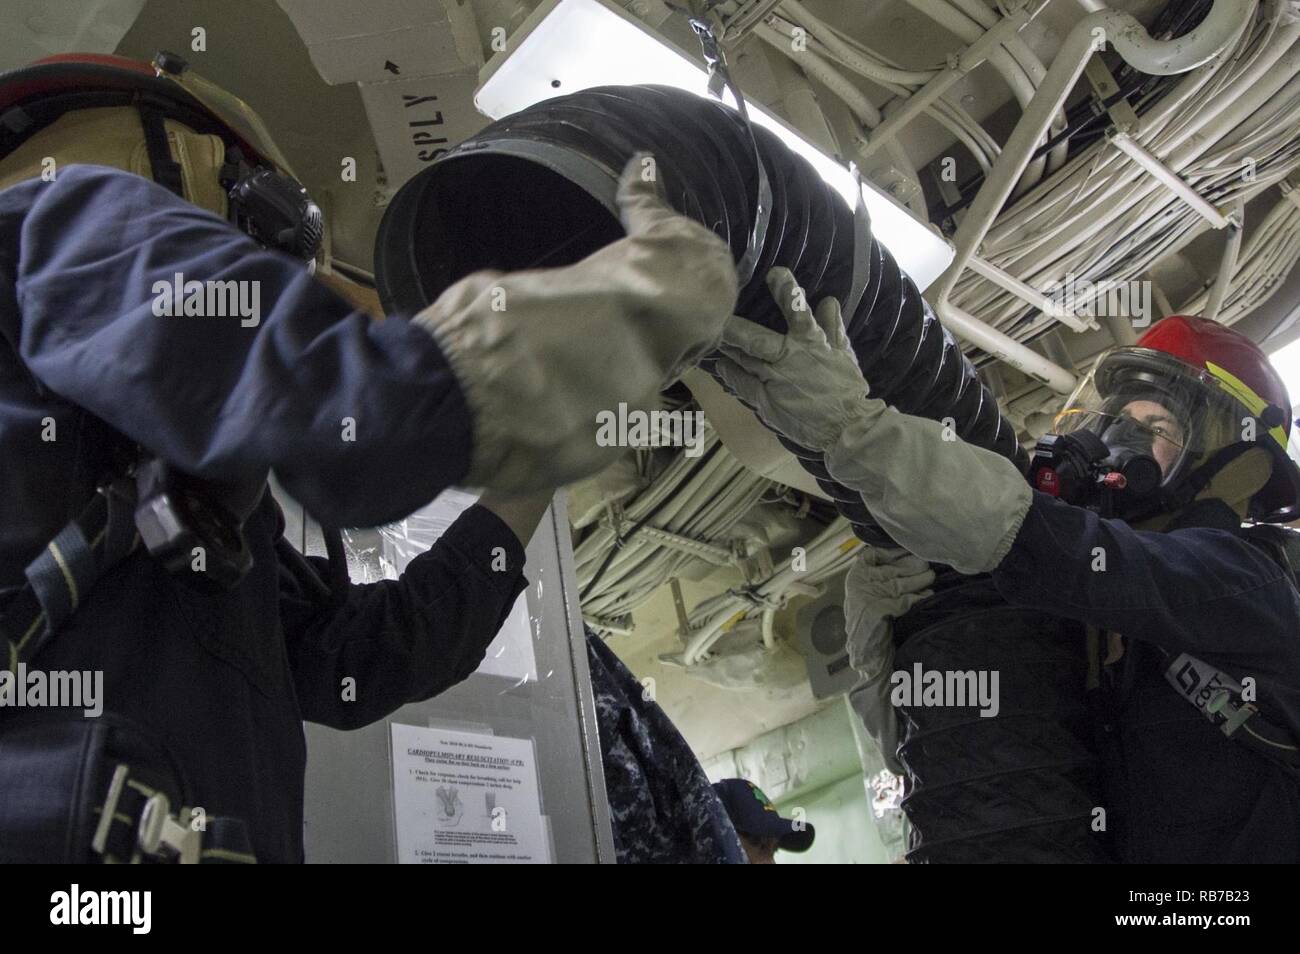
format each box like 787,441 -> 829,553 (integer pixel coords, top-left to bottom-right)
1054,315 -> 1300,522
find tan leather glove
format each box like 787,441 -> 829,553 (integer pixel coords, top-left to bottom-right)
414,154 -> 738,492
715,270 -> 1030,575
843,547 -> 935,775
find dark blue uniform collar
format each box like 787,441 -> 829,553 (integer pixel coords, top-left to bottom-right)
1160,497 -> 1243,533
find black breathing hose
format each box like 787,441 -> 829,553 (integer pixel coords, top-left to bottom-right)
375,85 -> 1028,545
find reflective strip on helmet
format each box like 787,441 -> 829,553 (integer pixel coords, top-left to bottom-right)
1205,361 -> 1289,449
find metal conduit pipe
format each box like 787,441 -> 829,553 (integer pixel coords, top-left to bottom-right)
933,0 -> 1073,176
901,0 -> 1060,191
372,85 -> 1027,546
791,11 -> 1003,166
1109,0 -> 1256,75
961,9 -> 1294,342
754,22 -> 883,126
1205,199 -> 1246,321
751,19 -> 927,216
930,0 -> 1253,310
856,7 -> 1036,163
934,300 -> 1078,392
777,0 -> 941,87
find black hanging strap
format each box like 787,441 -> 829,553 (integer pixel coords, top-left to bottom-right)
136,102 -> 185,197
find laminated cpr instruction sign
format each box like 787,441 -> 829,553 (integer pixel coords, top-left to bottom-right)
391,723 -> 551,863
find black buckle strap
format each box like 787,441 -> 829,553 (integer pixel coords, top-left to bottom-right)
91,763 -> 256,864
1,476 -> 140,672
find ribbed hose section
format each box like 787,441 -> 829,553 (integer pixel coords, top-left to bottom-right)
892,578 -> 1111,864
374,85 -> 1028,544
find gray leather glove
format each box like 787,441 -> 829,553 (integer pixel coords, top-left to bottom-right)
415,154 -> 739,492
714,269 -> 1030,574
843,547 -> 935,775
715,267 -> 868,453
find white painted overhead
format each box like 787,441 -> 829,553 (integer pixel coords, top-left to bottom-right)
0,0 -> 146,63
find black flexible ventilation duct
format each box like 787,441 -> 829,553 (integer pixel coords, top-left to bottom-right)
375,85 -> 1028,543
891,576 -> 1111,864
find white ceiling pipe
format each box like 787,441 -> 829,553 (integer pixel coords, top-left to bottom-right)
910,1 -> 1070,166
936,0 -> 1073,176
973,23 -> 1298,309
948,0 -> 999,28
1107,129 -> 1234,229
933,300 -> 1078,392
777,0 -> 940,87
966,255 -> 1097,332
973,2 -> 1257,274
986,0 -> 1285,246
794,10 -> 1003,165
754,21 -> 927,216
931,0 -> 1255,308
948,1 -> 1257,295
754,21 -> 881,125
857,5 -> 1033,160
856,68 -> 963,158
1109,0 -> 1256,75
981,50 -> 1228,243
902,0 -> 1051,189
1205,199 -> 1246,321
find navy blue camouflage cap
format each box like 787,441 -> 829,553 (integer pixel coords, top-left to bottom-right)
712,778 -> 815,852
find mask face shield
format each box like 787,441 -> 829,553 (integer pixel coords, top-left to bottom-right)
1050,350 -> 1242,492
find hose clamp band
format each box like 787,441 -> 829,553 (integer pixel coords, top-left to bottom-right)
690,18 -> 773,287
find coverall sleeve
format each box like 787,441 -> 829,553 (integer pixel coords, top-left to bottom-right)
9,165 -> 472,528
993,490 -> 1300,668
278,504 -> 529,729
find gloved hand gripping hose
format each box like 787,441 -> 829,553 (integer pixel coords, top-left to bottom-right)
374,85 -> 1027,541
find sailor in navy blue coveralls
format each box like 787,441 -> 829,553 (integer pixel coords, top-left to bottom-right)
0,167 -> 528,862
993,492 -> 1300,862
